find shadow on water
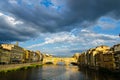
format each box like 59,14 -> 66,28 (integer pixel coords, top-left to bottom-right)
78,66 -> 120,80
0,65 -> 120,80
70,62 -> 78,66
45,62 -> 54,65
0,67 -> 43,80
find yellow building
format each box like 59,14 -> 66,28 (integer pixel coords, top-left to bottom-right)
0,45 -> 11,64
73,53 -> 80,60
35,50 -> 43,61
24,49 -> 43,62
83,45 -> 111,70
86,48 -> 95,67
24,49 -> 34,63
91,50 -> 98,67
102,50 -> 115,70
1,44 -> 24,63
78,53 -> 86,66
32,51 -> 41,62
94,45 -> 110,68
111,44 -> 120,70
78,44 -> 120,71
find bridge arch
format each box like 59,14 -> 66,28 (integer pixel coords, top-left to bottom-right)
45,62 -> 54,64
43,57 -> 77,66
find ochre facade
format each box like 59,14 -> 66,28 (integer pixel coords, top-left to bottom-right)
77,45 -> 120,72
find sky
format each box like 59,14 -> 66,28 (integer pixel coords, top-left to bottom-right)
0,0 -> 120,56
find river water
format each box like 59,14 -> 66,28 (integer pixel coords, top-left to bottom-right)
0,65 -> 120,80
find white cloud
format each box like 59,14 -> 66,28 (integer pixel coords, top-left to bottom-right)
9,0 -> 17,4
27,32 -> 82,48
97,17 -> 117,29
81,29 -> 91,33
83,32 -> 118,39
0,12 -> 3,16
0,12 -> 23,27
0,12 -> 39,41
6,16 -> 23,26
27,29 -> 119,50
0,12 -> 37,33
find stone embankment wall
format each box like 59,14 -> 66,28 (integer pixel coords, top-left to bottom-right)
0,62 -> 42,73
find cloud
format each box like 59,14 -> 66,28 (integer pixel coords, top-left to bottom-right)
27,29 -> 119,49
25,28 -> 120,56
0,12 -> 38,43
27,32 -> 82,48
96,17 -> 118,29
67,0 -> 120,20
0,0 -> 120,42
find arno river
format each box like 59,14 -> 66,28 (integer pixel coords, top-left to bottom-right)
0,64 -> 120,80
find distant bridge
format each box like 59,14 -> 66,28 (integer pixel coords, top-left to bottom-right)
43,57 -> 77,66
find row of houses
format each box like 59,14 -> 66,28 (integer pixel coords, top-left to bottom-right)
76,44 -> 120,72
0,43 -> 43,64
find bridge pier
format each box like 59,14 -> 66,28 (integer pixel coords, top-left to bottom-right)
65,63 -> 70,66
43,57 -> 77,66
53,62 -> 57,65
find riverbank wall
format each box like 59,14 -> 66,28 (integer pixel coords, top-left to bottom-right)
0,62 -> 42,73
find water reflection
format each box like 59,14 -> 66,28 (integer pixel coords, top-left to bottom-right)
79,67 -> 120,80
0,65 -> 120,80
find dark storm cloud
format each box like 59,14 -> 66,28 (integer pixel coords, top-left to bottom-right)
0,23 -> 37,43
0,12 -> 38,42
0,0 -> 120,42
67,0 -> 120,22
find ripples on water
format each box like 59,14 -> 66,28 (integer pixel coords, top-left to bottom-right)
0,65 -> 120,80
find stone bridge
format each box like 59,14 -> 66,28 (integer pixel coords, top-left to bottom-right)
43,57 -> 77,65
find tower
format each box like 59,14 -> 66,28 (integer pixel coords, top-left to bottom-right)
16,41 -> 19,46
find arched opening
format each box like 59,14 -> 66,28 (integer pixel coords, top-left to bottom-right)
45,62 -> 54,64
56,61 -> 66,65
70,62 -> 78,66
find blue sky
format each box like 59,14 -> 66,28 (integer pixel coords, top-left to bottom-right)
0,0 -> 120,56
